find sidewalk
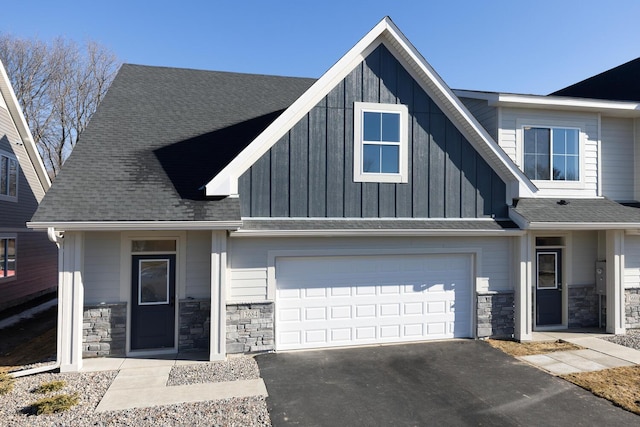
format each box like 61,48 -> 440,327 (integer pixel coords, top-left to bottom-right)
521,330 -> 640,375
82,355 -> 268,412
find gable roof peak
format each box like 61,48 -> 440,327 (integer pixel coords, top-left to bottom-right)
205,17 -> 535,198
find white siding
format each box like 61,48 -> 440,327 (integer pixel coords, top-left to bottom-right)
499,108 -> 599,197
459,97 -> 498,141
84,232 -> 121,303
625,235 -> 640,289
185,230 -> 211,298
571,231 -> 597,285
228,236 -> 514,303
601,117 -> 634,201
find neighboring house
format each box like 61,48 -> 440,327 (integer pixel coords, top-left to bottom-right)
0,60 -> 57,312
28,17 -> 640,372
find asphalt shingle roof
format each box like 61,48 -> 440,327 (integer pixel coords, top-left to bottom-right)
241,219 -> 520,231
511,198 -> 640,224
31,64 -> 316,223
550,57 -> 640,102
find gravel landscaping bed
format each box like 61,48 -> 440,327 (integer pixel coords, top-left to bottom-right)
167,356 -> 261,386
602,328 -> 640,350
1,357 -> 271,426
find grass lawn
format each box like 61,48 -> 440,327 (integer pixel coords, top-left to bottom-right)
487,339 -> 640,416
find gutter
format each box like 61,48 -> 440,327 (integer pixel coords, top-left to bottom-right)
28,220 -> 242,231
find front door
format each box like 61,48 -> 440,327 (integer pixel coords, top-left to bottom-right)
536,249 -> 562,326
131,254 -> 176,350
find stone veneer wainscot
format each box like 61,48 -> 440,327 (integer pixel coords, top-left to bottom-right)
476,291 -> 514,338
179,299 -> 210,351
82,303 -> 126,358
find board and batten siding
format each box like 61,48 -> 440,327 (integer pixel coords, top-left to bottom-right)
239,44 -> 507,220
601,117 -> 634,201
499,108 -> 599,197
228,235 -> 514,303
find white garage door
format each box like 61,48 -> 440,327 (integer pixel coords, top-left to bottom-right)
276,254 -> 472,351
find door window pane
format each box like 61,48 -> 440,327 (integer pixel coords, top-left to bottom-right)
537,253 -> 557,289
139,260 -> 169,304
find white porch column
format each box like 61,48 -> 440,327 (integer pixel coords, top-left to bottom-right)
515,233 -> 533,341
58,231 -> 84,372
606,229 -> 625,334
209,230 -> 227,361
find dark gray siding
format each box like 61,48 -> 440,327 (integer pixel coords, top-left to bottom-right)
0,105 -> 57,311
240,44 -> 508,219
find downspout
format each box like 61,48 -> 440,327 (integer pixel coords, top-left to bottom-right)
10,228 -> 63,378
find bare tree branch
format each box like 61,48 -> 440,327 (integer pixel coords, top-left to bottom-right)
0,34 -> 120,177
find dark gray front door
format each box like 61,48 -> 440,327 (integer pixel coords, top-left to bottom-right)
131,254 -> 176,350
536,249 -> 562,325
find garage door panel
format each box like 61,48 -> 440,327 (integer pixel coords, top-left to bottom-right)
276,254 -> 472,351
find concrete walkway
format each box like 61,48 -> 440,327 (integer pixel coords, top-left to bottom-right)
523,330 -> 640,375
81,355 -> 267,412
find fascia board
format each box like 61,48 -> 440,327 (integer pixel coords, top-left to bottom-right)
0,60 -> 51,191
491,94 -> 640,117
26,221 -> 242,231
527,222 -> 640,230
205,18 -> 392,196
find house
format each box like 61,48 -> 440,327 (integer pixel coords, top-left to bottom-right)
28,17 -> 640,372
0,60 -> 57,313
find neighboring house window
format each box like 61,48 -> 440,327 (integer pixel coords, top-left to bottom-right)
0,152 -> 18,200
523,127 -> 579,181
353,102 -> 408,183
0,237 -> 16,279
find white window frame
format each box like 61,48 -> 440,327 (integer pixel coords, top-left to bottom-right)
0,150 -> 18,202
353,102 -> 408,183
522,126 -> 581,182
0,234 -> 17,280
516,119 -> 586,190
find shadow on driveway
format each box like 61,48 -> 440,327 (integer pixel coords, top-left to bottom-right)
256,340 -> 638,426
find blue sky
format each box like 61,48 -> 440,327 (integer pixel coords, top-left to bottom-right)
3,1 -> 639,94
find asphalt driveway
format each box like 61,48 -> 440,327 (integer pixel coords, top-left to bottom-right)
256,340 -> 638,426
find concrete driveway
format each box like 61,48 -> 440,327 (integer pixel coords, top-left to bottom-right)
256,340 -> 638,426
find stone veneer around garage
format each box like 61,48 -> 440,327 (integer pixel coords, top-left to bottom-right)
476,291 -> 514,339
226,303 -> 274,353
82,303 -> 126,358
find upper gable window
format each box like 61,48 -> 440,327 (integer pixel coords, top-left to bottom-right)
0,152 -> 18,201
523,127 -> 579,181
354,102 -> 408,183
